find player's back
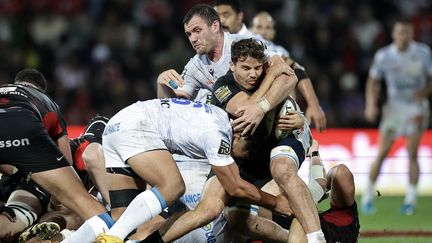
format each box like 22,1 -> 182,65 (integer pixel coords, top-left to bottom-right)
135,98 -> 233,162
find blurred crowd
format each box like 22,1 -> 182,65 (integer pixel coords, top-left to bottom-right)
0,0 -> 430,127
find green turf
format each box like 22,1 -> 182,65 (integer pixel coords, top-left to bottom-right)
318,195 -> 432,242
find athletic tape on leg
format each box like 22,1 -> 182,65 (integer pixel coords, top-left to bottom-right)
150,187 -> 167,209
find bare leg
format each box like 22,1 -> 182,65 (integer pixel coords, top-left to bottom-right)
82,143 -> 111,205
270,157 -> 321,233
225,208 -> 289,243
327,164 -> 355,208
406,129 -> 422,186
31,166 -> 106,220
368,131 -> 396,182
104,150 -> 185,240
288,219 -> 307,243
160,176 -> 229,242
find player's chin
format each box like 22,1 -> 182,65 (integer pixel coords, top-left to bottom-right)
195,47 -> 206,55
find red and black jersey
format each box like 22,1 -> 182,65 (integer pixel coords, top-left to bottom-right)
0,84 -> 67,140
69,134 -> 103,190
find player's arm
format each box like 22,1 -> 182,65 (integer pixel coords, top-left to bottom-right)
285,57 -> 326,132
0,164 -> 17,175
57,135 -> 73,165
233,64 -> 297,135
212,163 -> 292,215
364,76 -> 381,123
415,76 -> 432,100
157,69 -> 193,99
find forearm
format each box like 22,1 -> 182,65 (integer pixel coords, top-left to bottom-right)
256,74 -> 295,111
157,82 -> 177,98
296,78 -> 320,107
229,180 -> 277,210
57,135 -> 73,165
365,77 -> 380,107
252,62 -> 291,100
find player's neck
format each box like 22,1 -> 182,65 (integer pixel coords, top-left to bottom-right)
209,34 -> 224,62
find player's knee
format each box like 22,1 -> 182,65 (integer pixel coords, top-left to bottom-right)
164,180 -> 185,204
195,200 -> 223,224
332,164 -> 354,184
82,145 -> 102,169
270,157 -> 298,181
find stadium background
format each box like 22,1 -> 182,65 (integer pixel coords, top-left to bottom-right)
0,0 -> 431,241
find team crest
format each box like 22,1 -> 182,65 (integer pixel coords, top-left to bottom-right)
218,139 -> 231,155
214,86 -> 232,103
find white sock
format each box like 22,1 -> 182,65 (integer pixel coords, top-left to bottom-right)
361,180 -> 375,205
306,230 -> 326,243
106,189 -> 165,240
62,216 -> 110,243
404,184 -> 417,205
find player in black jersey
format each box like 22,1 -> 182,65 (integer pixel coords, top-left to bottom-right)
0,69 -> 113,241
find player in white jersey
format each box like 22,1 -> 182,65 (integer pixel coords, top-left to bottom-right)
249,11 -> 290,58
156,4 -> 279,100
69,98 -> 291,243
362,19 -> 432,215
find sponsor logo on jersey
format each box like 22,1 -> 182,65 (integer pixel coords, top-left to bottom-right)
180,193 -> 201,204
103,122 -> 120,136
0,138 -> 30,148
218,139 -> 231,155
214,86 -> 231,103
202,223 -> 216,243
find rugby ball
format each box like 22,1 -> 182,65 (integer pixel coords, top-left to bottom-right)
275,96 -> 298,140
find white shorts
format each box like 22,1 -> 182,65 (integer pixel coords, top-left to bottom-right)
176,160 -> 211,210
174,159 -> 231,243
103,105 -> 166,168
380,100 -> 429,136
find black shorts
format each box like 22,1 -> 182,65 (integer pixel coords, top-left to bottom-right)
0,171 -> 51,209
320,202 -> 360,243
272,203 -> 360,243
0,109 -> 69,174
274,133 -> 306,168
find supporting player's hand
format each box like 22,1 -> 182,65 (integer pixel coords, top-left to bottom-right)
276,110 -> 305,130
364,105 -> 378,123
305,104 -> 326,132
232,103 -> 266,136
274,194 -> 293,216
157,69 -> 185,89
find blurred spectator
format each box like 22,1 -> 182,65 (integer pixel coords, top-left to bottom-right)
0,0 -> 429,128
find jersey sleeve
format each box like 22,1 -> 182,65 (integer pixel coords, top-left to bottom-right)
202,109 -> 235,166
211,71 -> 242,109
424,45 -> 432,77
178,59 -> 202,98
369,49 -> 385,80
42,101 -> 68,140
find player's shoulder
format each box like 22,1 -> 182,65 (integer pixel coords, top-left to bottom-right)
411,41 -> 431,54
184,55 -> 200,68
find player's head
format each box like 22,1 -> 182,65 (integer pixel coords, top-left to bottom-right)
230,38 -> 265,91
250,11 -> 275,41
14,68 -> 47,92
392,19 -> 413,51
84,115 -> 110,139
213,0 -> 243,34
183,4 -> 223,55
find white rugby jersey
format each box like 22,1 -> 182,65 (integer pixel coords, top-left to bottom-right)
136,98 -> 234,167
179,32 -> 274,98
369,42 -> 432,103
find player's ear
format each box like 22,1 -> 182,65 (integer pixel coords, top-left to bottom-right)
212,20 -> 221,32
230,61 -> 235,71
